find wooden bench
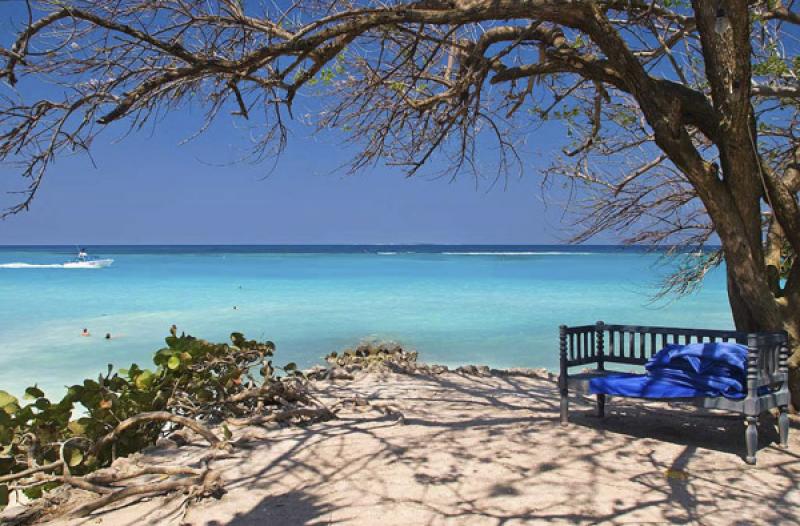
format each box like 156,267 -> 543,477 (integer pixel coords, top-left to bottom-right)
558,322 -> 790,464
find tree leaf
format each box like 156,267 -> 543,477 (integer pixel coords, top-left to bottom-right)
665,469 -> 689,480
0,391 -> 19,415
0,424 -> 11,444
23,485 -> 43,500
24,386 -> 44,400
0,391 -> 17,409
68,448 -> 83,467
134,370 -> 155,390
0,484 -> 8,508
167,355 -> 181,370
67,420 -> 87,437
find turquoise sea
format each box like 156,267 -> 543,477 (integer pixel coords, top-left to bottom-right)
0,246 -> 732,398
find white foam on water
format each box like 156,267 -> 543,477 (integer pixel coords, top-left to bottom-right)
0,262 -> 70,268
0,261 -> 111,269
440,251 -> 594,256
377,251 -> 594,256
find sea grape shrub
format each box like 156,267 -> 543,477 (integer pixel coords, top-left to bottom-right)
325,341 -> 419,372
0,331 -> 295,509
151,332 -> 279,419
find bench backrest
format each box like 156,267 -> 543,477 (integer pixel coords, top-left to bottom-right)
560,322 -> 789,391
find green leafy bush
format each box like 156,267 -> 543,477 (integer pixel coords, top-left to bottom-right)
0,331 -> 303,509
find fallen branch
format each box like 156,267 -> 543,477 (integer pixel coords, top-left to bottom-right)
92,412 -> 224,455
62,473 -> 113,495
85,465 -> 205,485
0,460 -> 63,484
226,407 -> 334,427
70,469 -> 222,518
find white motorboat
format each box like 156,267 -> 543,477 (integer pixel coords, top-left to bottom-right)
63,249 -> 114,268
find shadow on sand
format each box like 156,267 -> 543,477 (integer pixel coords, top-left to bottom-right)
177,371 -> 800,525
70,370 -> 800,526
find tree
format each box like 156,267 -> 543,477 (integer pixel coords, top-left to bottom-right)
1,1 -> 799,402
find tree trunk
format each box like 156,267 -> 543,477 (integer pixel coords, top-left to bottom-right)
779,297 -> 800,410
726,269 -> 761,331
726,249 -> 800,409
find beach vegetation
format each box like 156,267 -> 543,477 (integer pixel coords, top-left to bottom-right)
1,1 -> 800,405
0,331 -> 331,518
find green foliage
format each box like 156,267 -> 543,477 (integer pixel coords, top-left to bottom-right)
571,35 -> 586,49
0,331 -> 289,510
388,81 -> 405,93
660,0 -> 689,8
611,107 -> 638,128
325,340 -> 418,371
753,52 -> 789,77
552,106 -> 581,122
780,240 -> 796,281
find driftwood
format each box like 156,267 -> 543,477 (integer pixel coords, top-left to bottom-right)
0,461 -> 63,485
227,407 -> 334,427
91,412 -> 225,455
1,412 -> 233,521
69,468 -> 223,518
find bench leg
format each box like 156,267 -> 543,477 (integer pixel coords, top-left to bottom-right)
560,386 -> 569,426
745,416 -> 758,465
597,394 -> 606,418
779,406 -> 789,449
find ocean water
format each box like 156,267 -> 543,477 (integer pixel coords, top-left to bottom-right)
0,245 -> 732,398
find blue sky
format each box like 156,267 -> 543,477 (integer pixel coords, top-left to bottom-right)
0,3 -> 592,245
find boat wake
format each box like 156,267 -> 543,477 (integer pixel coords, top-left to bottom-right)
0,261 -> 112,269
0,263 -> 67,269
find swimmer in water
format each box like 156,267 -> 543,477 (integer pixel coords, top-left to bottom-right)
105,333 -> 112,340
81,328 -> 90,337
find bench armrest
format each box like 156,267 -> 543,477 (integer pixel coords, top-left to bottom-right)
745,332 -> 790,400
559,323 -> 605,372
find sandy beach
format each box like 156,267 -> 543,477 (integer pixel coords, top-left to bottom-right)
4,1 -> 800,523
28,367 -> 800,526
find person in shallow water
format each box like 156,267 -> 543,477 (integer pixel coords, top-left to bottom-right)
105,333 -> 112,340
81,328 -> 90,337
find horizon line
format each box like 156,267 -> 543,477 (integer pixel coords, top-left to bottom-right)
0,243 -> 718,248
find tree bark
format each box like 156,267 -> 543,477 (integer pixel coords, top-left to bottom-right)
726,269 -> 761,331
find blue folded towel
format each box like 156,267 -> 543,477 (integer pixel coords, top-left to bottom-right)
589,342 -> 749,399
645,342 -> 746,376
